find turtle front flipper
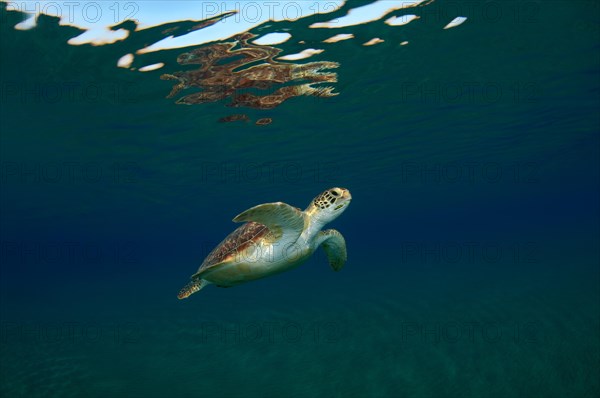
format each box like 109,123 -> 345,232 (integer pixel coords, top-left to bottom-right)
232,202 -> 305,241
317,229 -> 347,271
178,279 -> 210,299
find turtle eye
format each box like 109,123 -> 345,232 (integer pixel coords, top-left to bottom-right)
330,190 -> 339,197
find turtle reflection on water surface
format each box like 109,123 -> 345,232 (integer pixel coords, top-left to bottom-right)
161,33 -> 339,123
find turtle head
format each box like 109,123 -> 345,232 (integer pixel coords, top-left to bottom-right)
306,187 -> 352,224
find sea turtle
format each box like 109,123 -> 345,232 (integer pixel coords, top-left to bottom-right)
178,187 -> 352,299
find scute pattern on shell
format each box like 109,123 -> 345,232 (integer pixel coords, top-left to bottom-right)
313,190 -> 338,209
200,222 -> 269,271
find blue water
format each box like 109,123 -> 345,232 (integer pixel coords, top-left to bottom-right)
1,1 -> 599,397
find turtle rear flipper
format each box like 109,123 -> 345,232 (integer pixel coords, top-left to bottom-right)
178,279 -> 210,299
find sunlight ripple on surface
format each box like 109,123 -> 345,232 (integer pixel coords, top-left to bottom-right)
385,15 -> 420,26
310,0 -> 428,28
444,16 -> 468,29
323,34 -> 355,43
279,48 -> 324,61
253,32 -> 292,45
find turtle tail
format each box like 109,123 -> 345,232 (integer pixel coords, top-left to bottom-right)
178,279 -> 208,300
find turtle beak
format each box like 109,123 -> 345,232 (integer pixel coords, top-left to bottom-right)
333,189 -> 351,211
341,188 -> 352,201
